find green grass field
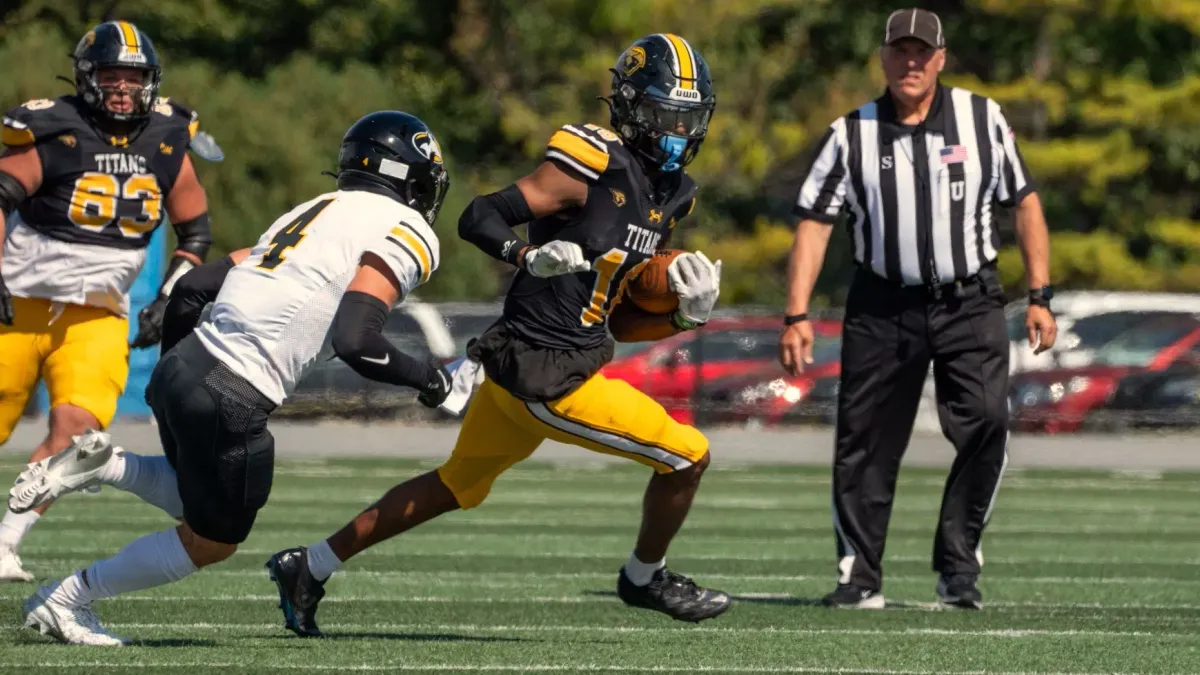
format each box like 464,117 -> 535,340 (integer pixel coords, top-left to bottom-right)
1,455 -> 1199,674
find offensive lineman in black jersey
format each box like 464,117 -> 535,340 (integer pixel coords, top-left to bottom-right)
266,34 -> 729,635
0,21 -> 215,581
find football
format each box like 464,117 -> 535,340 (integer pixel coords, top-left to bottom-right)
626,248 -> 683,314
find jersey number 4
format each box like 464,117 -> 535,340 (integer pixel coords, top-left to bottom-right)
581,247 -> 648,326
68,172 -> 162,238
257,198 -> 334,271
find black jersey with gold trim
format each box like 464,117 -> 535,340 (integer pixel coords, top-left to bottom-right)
502,122 -> 698,352
1,94 -> 197,250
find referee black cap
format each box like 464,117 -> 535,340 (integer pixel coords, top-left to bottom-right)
883,8 -> 945,48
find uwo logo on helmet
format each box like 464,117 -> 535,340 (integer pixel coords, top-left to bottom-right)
412,131 -> 442,163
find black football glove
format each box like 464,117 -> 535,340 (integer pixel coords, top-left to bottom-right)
0,275 -> 13,326
130,295 -> 169,349
417,358 -> 452,409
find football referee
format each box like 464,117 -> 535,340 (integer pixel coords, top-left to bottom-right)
777,8 -> 1057,610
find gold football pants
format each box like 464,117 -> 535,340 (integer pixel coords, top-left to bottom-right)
0,297 -> 129,445
438,373 -> 709,509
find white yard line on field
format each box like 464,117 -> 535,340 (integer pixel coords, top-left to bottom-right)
0,663 -> 1182,675
3,593 -> 1200,611
22,547 -> 1200,565
90,622 -> 1184,639
186,570 -> 1200,586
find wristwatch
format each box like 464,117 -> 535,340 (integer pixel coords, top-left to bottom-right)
1028,285 -> 1054,309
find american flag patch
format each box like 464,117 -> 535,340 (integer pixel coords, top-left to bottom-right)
940,145 -> 968,164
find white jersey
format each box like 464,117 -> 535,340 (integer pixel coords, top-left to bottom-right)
2,216 -> 147,317
193,190 -> 439,405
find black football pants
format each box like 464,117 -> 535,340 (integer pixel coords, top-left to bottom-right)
831,265 -> 1010,592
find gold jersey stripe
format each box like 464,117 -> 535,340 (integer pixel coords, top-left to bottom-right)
1,123 -> 34,147
547,130 -> 609,174
664,34 -> 695,89
389,225 -> 433,283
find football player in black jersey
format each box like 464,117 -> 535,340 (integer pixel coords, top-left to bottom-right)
0,21 -> 214,581
265,34 -> 729,635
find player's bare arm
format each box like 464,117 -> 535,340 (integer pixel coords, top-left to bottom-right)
0,146 -> 44,325
130,155 -> 213,349
330,253 -> 450,407
458,159 -> 591,276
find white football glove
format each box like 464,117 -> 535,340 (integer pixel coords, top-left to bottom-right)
523,240 -> 591,278
667,251 -> 722,326
437,356 -> 485,417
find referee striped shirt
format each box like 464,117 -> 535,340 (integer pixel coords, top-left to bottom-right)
794,84 -> 1035,286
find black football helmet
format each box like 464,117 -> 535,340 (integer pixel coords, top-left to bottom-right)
607,34 -> 716,173
334,111 -> 451,226
72,21 -> 162,122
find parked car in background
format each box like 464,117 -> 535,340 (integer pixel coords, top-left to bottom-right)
698,356 -> 842,428
1006,292 -> 1200,373
1095,363 -> 1200,431
1009,313 -> 1200,433
602,317 -> 842,424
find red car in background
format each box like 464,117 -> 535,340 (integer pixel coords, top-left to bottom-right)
1009,313 -> 1200,433
696,337 -> 844,427
601,317 -> 842,424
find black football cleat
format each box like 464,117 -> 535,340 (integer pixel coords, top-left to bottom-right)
936,573 -> 983,609
265,547 -> 327,637
821,583 -> 886,609
616,566 -> 731,622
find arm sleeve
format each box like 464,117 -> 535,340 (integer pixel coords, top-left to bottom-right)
792,118 -> 848,224
365,219 -> 440,297
161,255 -> 234,353
330,291 -> 438,390
991,103 -> 1036,208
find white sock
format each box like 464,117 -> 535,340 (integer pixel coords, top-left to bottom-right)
0,509 -> 40,551
50,528 -> 197,608
624,552 -> 666,586
104,452 -> 183,519
305,539 -> 342,581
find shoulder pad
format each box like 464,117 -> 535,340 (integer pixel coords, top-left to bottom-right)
2,97 -> 84,148
150,97 -> 200,138
545,124 -> 622,181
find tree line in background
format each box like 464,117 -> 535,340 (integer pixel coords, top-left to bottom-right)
2,0 -> 1198,306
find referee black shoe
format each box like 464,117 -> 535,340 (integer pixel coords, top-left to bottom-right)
266,547 -> 327,637
821,583 -> 885,609
936,573 -> 982,609
617,566 -> 731,622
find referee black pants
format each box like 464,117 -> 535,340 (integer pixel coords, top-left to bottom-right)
832,265 -> 1009,592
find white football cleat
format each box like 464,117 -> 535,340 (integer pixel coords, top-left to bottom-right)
9,430 -> 121,514
0,546 -> 34,583
23,582 -> 128,646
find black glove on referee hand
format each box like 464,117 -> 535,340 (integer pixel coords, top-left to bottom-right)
130,295 -> 169,349
417,358 -> 452,409
0,275 -> 13,326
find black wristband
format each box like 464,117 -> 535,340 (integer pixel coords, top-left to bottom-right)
784,313 -> 808,326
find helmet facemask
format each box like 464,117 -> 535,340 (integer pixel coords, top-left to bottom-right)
609,73 -> 714,173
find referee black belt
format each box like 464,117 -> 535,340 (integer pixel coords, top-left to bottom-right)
856,261 -> 999,301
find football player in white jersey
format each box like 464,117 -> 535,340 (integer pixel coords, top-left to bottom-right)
8,111 -> 454,646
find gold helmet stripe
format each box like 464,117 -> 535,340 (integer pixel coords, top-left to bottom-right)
661,34 -> 695,90
116,21 -> 141,55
